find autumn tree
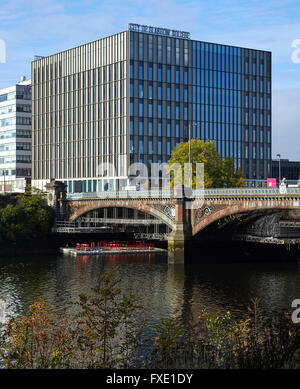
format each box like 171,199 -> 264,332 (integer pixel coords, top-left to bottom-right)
167,139 -> 245,189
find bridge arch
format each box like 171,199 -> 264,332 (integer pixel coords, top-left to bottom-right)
68,200 -> 176,230
192,202 -> 298,237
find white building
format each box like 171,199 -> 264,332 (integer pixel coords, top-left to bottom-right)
0,77 -> 31,193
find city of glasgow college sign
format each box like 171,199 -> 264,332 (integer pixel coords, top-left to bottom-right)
128,23 -> 191,40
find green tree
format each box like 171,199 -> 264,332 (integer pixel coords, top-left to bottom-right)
0,186 -> 54,241
167,139 -> 245,189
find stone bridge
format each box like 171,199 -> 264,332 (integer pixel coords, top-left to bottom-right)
51,186 -> 300,263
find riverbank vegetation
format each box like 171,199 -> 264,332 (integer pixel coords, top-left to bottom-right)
0,187 -> 54,242
1,271 -> 300,369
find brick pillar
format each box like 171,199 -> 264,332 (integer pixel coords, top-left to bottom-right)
167,197 -> 192,264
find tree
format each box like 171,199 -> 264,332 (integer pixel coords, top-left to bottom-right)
0,186 -> 54,241
167,139 -> 245,189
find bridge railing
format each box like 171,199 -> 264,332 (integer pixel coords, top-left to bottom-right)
67,190 -> 174,200
66,187 -> 300,200
199,187 -> 300,196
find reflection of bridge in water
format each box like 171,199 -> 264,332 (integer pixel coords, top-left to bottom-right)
48,184 -> 300,263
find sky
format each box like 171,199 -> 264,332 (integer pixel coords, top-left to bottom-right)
0,0 -> 299,160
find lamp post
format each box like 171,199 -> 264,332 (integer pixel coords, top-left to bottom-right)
188,122 -> 200,188
276,153 -> 281,185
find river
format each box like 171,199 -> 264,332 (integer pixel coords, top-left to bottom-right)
0,250 -> 300,328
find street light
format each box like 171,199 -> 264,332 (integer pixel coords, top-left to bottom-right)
276,153 -> 281,185
188,122 -> 200,188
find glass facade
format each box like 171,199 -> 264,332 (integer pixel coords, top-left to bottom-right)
32,28 -> 272,192
129,31 -> 271,180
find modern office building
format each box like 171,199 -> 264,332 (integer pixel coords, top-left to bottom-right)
31,24 -> 272,192
0,77 -> 31,193
272,159 -> 300,182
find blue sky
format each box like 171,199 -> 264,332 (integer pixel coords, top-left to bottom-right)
0,0 -> 299,160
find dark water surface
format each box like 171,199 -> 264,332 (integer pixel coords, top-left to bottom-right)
0,251 -> 300,326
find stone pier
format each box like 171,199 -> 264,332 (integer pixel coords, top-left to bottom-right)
167,197 -> 192,264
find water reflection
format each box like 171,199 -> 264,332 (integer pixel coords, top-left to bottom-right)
0,253 -> 300,326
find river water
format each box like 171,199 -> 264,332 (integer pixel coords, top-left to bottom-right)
1,251 -> 300,328
0,253 -> 300,327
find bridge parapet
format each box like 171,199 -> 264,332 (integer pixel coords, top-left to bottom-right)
66,188 -> 300,202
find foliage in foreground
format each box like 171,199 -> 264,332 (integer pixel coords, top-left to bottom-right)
1,272 -> 300,369
0,186 -> 54,241
166,139 -> 245,189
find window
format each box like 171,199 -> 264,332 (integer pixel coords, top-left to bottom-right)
158,121 -> 162,136
176,86 -> 180,101
130,118 -> 134,135
139,62 -> 143,79
158,84 -> 162,99
130,101 -> 134,116
167,86 -> 171,100
139,139 -> 143,154
158,102 -> 162,118
139,119 -> 143,135
167,66 -> 171,82
245,61 -> 249,74
130,62 -> 134,78
149,102 -> 153,117
149,120 -> 153,136
176,122 -> 180,137
167,141 -> 171,155
184,104 -> 188,120
158,65 -> 162,82
176,67 -> 180,83
167,121 -> 171,136
148,63 -> 153,80
184,68 -> 188,84
184,87 -> 188,102
176,104 -> 180,120
139,101 -> 143,116
260,62 -> 263,76
139,82 -> 143,98
149,83 -> 153,99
